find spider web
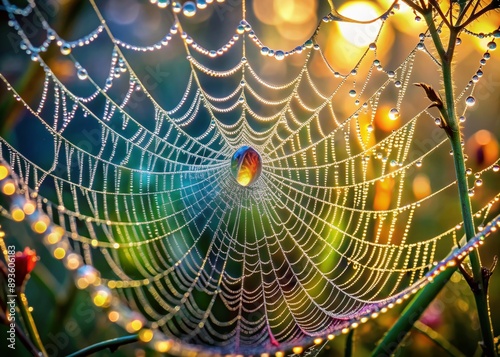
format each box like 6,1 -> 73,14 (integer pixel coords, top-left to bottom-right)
0,0 -> 499,354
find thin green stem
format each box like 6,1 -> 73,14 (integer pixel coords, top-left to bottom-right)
66,334 -> 140,357
345,329 -> 355,357
375,2 -> 497,355
0,308 -> 41,357
372,268 -> 455,357
427,3 -> 496,355
16,292 -> 47,356
438,20 -> 497,357
413,320 -> 466,357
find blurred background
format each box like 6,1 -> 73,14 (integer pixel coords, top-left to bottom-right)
0,0 -> 499,356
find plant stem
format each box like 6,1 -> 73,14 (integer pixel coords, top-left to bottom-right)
0,308 -> 41,357
345,329 -> 354,357
431,10 -> 497,357
375,2 -> 497,355
66,334 -> 140,357
413,320 -> 466,357
372,268 -> 455,356
426,2 -> 496,354
16,292 -> 48,356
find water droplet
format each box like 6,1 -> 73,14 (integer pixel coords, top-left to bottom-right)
465,96 -> 476,107
415,15 -> 421,21
475,179 -> 483,187
260,46 -> 269,56
183,1 -> 197,16
417,43 -> 424,50
387,71 -> 395,78
274,50 -> 285,60
304,39 -> 313,48
394,80 -> 401,88
468,189 -> 474,197
388,108 -> 399,120
466,168 -> 472,175
459,116 -> 466,123
77,68 -> 88,80
60,43 -> 71,55
434,118 -> 442,126
456,38 -> 462,45
209,50 -> 217,57
493,164 -> 499,172
349,89 -> 356,97
157,0 -> 169,8
197,0 -> 207,9
416,161 -> 422,168
367,124 -> 374,132
172,1 -> 182,13
231,146 -> 262,187
369,43 -> 377,51
390,160 -> 398,167
351,69 -> 357,76
487,41 -> 496,51
240,80 -> 246,87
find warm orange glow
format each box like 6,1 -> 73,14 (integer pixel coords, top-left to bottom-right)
375,105 -> 400,132
412,174 -> 432,200
93,290 -> 110,307
379,0 -> 426,35
253,0 -> 317,43
66,253 -> 81,270
324,2 -> 395,74
12,208 -> 25,221
475,130 -> 493,146
47,227 -> 64,244
2,181 -> 16,195
23,201 -> 36,215
466,12 -> 500,51
127,319 -> 143,332
76,277 -> 89,289
139,329 -> 154,343
154,341 -> 172,353
274,0 -> 315,25
108,311 -> 120,322
0,165 -> 8,180
53,247 -> 66,259
292,346 -> 303,354
466,129 -> 499,168
373,178 -> 394,211
33,217 -> 49,234
337,2 -> 382,47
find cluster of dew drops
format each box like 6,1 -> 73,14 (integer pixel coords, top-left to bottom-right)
10,0 -> 500,167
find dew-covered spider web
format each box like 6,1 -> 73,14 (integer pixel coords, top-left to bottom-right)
0,0 -> 499,355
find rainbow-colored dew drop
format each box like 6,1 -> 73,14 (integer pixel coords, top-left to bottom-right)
230,146 -> 262,187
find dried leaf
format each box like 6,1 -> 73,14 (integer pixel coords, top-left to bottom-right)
415,82 -> 444,109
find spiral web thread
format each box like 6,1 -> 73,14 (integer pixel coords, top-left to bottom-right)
0,0 -> 499,355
